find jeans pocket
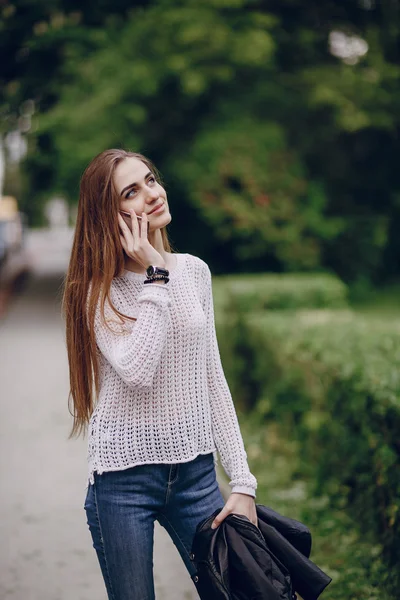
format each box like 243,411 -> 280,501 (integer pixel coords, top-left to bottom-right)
190,453 -> 216,489
193,452 -> 214,466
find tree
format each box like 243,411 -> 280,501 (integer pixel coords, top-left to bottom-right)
3,0 -> 400,281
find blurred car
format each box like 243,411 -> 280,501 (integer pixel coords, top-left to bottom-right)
0,196 -> 31,293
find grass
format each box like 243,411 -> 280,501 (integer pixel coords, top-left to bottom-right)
234,414 -> 391,600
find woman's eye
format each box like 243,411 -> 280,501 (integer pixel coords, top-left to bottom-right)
149,176 -> 156,184
126,189 -> 137,199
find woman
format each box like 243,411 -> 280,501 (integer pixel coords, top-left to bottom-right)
63,148 -> 258,599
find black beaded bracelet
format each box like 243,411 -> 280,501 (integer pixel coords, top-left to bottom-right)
146,274 -> 169,281
143,275 -> 170,284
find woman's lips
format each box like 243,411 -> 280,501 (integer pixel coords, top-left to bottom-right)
149,202 -> 165,215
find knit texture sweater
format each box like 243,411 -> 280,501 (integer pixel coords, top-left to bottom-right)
87,252 -> 257,496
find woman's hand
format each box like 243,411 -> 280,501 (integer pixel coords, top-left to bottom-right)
118,210 -> 166,270
211,492 -> 257,529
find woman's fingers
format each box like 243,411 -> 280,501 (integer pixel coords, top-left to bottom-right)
129,209 -> 140,241
210,493 -> 258,530
118,212 -> 128,229
211,506 -> 230,529
140,212 -> 148,239
119,234 -> 128,252
118,210 -> 151,262
118,213 -> 131,240
118,211 -> 138,252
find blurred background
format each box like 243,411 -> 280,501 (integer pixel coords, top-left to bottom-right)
1,1 -> 399,599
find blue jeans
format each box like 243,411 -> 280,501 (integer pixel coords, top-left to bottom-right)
84,452 -> 225,599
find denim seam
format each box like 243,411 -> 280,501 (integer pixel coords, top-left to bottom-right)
165,465 -> 179,503
168,464 -> 180,486
158,512 -> 192,563
93,481 -> 116,600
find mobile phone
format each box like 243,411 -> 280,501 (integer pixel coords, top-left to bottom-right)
120,210 -> 150,234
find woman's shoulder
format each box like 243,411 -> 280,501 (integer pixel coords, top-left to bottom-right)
183,252 -> 210,274
182,253 -> 212,291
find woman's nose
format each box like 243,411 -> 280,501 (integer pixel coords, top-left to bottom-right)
145,187 -> 159,201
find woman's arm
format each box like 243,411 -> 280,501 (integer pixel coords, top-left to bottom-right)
201,262 -> 257,497
94,283 -> 171,389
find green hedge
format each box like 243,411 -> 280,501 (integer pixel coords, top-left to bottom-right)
212,273 -> 348,313
217,306 -> 400,595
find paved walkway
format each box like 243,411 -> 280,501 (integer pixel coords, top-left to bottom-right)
0,229 -> 208,600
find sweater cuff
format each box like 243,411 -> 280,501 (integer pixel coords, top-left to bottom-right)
231,485 -> 257,498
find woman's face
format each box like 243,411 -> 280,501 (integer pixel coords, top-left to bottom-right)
114,157 -> 171,231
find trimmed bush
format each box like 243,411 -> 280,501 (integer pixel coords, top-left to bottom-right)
212,273 -> 348,314
217,306 -> 400,594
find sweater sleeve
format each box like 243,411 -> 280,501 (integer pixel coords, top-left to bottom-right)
94,283 -> 171,390
201,263 -> 257,497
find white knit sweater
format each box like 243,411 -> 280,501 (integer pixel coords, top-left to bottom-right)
87,252 -> 257,496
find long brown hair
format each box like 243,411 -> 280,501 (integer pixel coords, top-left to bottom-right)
62,149 -> 173,439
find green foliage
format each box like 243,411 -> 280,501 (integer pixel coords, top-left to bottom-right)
30,2 -> 277,198
3,0 -> 400,280
212,272 -> 348,315
170,117 -> 343,270
217,302 -> 400,594
302,29 -> 400,133
236,418 -> 391,599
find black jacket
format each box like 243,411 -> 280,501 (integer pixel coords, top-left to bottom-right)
190,504 -> 332,600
